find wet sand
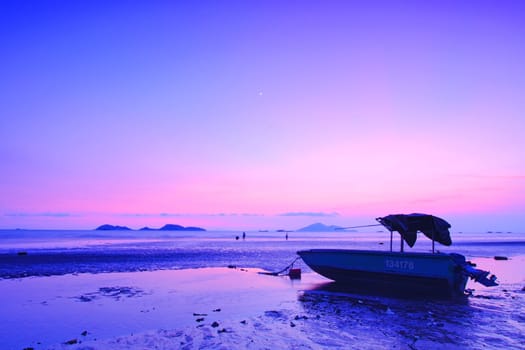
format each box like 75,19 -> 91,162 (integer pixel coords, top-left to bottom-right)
2,267 -> 322,349
1,256 -> 524,350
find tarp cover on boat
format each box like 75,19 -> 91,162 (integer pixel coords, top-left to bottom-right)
376,214 -> 452,247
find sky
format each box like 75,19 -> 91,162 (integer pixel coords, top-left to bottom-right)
1,1 -> 524,231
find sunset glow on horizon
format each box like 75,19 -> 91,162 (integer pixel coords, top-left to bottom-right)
1,1 -> 524,231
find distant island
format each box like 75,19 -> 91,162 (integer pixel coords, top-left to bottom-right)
297,222 -> 352,232
143,224 -> 206,231
95,224 -> 132,231
95,224 -> 206,231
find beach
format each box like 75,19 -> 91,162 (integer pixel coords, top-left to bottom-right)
0,230 -> 524,350
3,2 -> 525,348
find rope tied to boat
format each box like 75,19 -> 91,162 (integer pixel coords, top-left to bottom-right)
258,257 -> 301,276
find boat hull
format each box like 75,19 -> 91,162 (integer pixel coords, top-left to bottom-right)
297,249 -> 468,297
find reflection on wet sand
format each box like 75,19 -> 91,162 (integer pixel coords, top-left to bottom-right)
300,279 -> 472,300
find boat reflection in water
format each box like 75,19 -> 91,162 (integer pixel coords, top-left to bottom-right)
298,214 -> 498,298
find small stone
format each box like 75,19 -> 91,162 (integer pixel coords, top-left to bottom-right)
64,339 -> 78,345
211,321 -> 220,328
81,331 -> 88,336
196,318 -> 205,322
213,308 -> 221,312
290,321 -> 296,327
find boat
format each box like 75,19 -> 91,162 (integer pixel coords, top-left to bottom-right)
297,213 -> 498,297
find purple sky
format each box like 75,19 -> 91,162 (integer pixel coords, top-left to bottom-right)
1,1 -> 524,231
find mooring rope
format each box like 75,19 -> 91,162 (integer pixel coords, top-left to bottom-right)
258,256 -> 300,276
336,223 -> 382,230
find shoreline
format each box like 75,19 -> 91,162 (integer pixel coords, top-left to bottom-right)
1,256 -> 524,350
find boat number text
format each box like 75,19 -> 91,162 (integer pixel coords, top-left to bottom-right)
385,259 -> 415,270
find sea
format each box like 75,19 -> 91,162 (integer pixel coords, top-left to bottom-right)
0,229 -> 524,349
0,229 -> 523,278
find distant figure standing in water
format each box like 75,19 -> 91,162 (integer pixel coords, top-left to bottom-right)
242,232 -> 246,240
285,233 -> 288,240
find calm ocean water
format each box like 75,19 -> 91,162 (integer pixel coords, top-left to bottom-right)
0,229 -> 524,278
0,229 -> 524,349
